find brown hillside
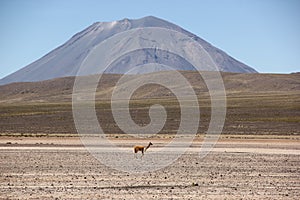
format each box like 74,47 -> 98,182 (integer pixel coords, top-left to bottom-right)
0,71 -> 299,103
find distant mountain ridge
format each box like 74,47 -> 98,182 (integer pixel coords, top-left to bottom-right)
1,71 -> 299,103
0,16 -> 257,85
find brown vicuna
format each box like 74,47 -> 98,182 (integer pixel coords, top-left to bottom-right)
133,142 -> 153,157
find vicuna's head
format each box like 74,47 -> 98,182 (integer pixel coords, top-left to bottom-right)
144,142 -> 153,152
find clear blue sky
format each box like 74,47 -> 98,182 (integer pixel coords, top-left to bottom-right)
0,0 -> 299,78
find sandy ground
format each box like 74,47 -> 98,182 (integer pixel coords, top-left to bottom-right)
1,136 -> 299,199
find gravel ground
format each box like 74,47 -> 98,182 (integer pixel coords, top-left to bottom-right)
0,137 -> 299,199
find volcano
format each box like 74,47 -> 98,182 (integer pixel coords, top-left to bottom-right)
0,16 -> 257,85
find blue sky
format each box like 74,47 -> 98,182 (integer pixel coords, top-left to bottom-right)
0,0 -> 299,78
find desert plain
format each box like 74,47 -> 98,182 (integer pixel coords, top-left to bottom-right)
0,72 -> 299,199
